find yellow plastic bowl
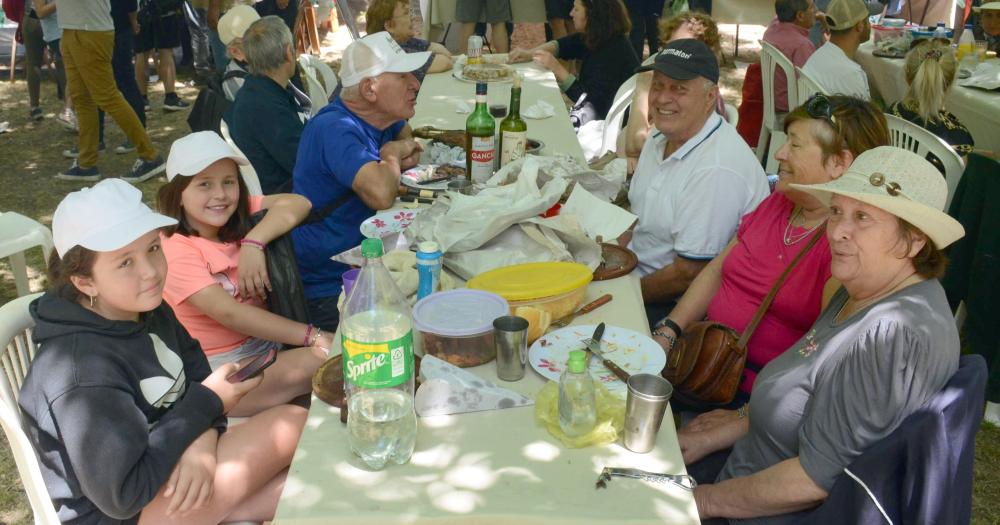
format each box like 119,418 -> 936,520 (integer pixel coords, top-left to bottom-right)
467,261 -> 592,321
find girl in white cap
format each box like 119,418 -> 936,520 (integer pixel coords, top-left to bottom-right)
157,131 -> 328,417
18,178 -> 304,523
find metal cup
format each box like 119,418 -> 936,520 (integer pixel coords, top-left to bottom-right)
493,316 -> 529,381
623,374 -> 674,453
447,179 -> 473,195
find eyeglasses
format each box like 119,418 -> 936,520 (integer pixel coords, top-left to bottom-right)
804,93 -> 840,132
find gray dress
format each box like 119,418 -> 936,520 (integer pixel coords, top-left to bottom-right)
717,279 -> 959,525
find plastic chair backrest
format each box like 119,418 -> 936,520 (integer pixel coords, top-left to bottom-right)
884,113 -> 964,210
219,120 -> 265,196
0,292 -> 61,525
759,41 -> 798,130
598,74 -> 637,158
724,103 -> 739,128
795,65 -> 827,100
0,212 -> 54,297
297,54 -> 339,115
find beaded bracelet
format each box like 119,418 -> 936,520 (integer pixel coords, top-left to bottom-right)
240,238 -> 266,250
310,328 -> 324,347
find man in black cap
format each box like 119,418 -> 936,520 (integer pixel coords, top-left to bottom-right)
624,38 -> 769,321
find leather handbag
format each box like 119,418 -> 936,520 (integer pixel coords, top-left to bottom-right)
662,228 -> 824,406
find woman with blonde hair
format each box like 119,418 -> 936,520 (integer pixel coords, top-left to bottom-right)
621,11 -> 725,172
889,38 -> 974,165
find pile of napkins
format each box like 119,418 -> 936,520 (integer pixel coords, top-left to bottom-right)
415,355 -> 533,417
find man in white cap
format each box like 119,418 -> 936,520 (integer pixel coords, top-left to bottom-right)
291,31 -> 429,331
802,0 -> 872,100
974,2 -> 1000,53
217,4 -> 259,101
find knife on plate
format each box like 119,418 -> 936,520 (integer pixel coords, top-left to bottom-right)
583,323 -> 631,383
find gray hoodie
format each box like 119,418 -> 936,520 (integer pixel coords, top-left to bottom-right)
18,291 -> 225,524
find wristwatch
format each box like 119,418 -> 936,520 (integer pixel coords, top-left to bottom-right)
653,317 -> 682,338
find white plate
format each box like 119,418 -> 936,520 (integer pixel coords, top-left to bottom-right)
528,324 -> 666,397
401,165 -> 456,191
360,210 -> 421,239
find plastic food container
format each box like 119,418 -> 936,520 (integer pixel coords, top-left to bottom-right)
467,261 -> 593,320
872,24 -> 907,43
411,289 -> 509,368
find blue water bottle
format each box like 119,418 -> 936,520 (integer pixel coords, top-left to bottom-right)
416,241 -> 442,300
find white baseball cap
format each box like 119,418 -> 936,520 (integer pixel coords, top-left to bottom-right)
218,4 -> 260,46
339,31 -> 431,87
52,179 -> 178,257
166,131 -> 249,182
790,146 -> 964,248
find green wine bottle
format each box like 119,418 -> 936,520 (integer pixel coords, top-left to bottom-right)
499,73 -> 527,168
465,82 -> 496,183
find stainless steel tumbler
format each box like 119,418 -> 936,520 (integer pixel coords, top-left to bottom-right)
493,316 -> 529,381
623,374 -> 674,453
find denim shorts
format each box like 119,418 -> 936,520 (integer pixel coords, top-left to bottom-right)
207,337 -> 280,371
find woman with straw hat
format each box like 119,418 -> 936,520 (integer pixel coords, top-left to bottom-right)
973,2 -> 1000,53
676,146 -> 965,523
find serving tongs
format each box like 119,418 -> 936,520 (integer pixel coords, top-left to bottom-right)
595,467 -> 697,491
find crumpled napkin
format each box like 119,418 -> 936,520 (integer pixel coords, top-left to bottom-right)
422,141 -> 466,166
454,100 -> 472,114
522,100 -> 555,119
415,355 -> 534,417
958,61 -> 1000,91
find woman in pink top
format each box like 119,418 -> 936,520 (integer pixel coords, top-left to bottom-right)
651,95 -> 890,409
158,131 -> 330,417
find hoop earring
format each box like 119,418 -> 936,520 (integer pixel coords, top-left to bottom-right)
89,295 -> 95,308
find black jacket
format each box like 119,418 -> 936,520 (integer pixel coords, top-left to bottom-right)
18,292 -> 225,524
557,33 -> 639,120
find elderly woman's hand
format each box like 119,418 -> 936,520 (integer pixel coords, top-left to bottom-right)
508,48 -> 533,63
237,244 -> 271,301
677,427 -> 717,465
685,408 -> 743,433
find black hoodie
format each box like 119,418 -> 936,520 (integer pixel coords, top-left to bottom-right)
18,292 -> 226,524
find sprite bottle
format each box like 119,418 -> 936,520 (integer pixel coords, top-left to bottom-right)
341,238 -> 417,469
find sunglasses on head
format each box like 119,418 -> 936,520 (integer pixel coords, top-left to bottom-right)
909,36 -> 951,50
804,93 -> 840,131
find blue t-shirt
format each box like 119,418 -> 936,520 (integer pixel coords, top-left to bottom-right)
292,98 -> 405,300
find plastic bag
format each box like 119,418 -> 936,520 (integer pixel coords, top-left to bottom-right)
534,380 -> 625,448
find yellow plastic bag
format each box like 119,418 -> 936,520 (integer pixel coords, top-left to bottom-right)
534,380 -> 625,448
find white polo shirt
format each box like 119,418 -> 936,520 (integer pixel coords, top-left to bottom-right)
627,113 -> 769,277
802,42 -> 871,100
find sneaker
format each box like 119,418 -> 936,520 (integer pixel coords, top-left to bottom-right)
115,141 -> 136,154
122,155 -> 166,182
62,142 -> 107,159
56,108 -> 78,131
163,94 -> 190,112
143,96 -> 151,111
56,162 -> 101,181
29,106 -> 43,121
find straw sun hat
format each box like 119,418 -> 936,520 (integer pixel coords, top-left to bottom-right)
973,2 -> 1000,11
790,146 -> 965,248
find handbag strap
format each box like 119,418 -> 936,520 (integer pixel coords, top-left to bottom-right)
735,225 -> 825,349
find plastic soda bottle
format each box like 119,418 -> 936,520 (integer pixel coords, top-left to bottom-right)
559,350 -> 597,438
416,241 -> 442,300
341,238 -> 417,469
957,23 -> 975,64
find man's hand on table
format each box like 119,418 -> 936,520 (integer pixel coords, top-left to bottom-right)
380,139 -> 423,171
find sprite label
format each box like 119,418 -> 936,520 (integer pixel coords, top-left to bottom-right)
342,331 -> 413,388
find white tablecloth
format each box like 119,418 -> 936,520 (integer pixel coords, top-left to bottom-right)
410,60 -> 586,162
273,275 -> 701,525
856,41 -> 1000,156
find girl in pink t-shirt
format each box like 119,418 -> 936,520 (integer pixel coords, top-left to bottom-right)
158,132 -> 330,417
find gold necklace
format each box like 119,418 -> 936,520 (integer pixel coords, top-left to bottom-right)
783,207 -> 824,246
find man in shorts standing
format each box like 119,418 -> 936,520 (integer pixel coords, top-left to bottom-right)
457,0 -> 510,53
545,0 -> 573,39
135,0 -> 190,111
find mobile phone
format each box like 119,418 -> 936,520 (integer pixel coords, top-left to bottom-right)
226,347 -> 278,383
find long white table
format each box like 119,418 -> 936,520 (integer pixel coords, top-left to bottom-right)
410,60 -> 586,163
856,40 -> 1000,156
273,275 -> 700,525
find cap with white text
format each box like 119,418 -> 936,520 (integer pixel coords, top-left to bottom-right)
635,39 -> 719,84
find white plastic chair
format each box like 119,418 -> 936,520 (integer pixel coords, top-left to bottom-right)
758,41 -> 798,174
596,74 -> 638,159
297,54 -> 339,115
218,120 -> 265,196
884,113 -> 964,210
0,292 -> 61,525
724,103 -> 739,128
795,65 -> 827,101
0,213 -> 54,297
